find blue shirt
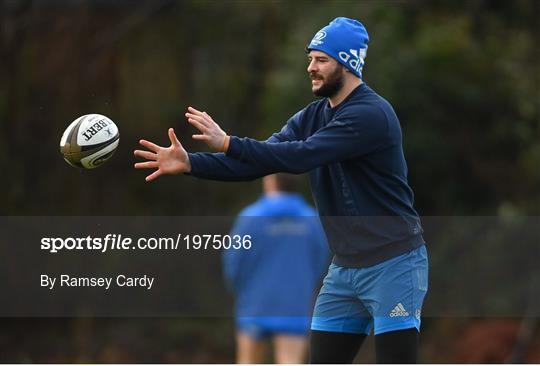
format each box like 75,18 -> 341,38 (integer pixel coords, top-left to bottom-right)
222,193 -> 330,318
190,83 -> 424,267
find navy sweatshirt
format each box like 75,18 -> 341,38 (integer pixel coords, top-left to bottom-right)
189,83 -> 424,267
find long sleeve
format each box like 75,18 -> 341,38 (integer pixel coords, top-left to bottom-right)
226,105 -> 390,174
188,152 -> 271,181
188,110 -> 304,181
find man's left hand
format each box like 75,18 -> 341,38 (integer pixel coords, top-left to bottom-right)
185,106 -> 230,152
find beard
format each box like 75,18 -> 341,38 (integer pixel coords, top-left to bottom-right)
311,64 -> 345,98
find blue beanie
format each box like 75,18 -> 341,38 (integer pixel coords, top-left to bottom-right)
307,17 -> 369,78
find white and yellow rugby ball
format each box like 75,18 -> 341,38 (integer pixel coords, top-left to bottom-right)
60,114 -> 119,169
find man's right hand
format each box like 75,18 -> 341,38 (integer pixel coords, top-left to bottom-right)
134,128 -> 191,182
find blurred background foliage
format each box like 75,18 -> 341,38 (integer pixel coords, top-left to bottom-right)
1,0 -> 538,216
0,0 -> 539,363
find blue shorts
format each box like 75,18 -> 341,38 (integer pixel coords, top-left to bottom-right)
237,316 -> 311,340
311,245 -> 428,335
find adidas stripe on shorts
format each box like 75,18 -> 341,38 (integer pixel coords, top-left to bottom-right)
311,245 -> 428,335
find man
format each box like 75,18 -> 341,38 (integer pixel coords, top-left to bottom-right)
134,17 -> 428,363
223,174 -> 329,363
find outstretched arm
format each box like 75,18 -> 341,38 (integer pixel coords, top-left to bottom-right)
187,152 -> 273,181
134,107 -> 304,182
187,108 -> 302,181
133,127 -> 281,182
187,106 -> 388,174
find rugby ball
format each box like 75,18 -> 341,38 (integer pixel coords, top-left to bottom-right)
60,114 -> 119,169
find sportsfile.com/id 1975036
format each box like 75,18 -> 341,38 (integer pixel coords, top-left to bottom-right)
40,234 -> 252,253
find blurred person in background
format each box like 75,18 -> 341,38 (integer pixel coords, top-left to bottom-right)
222,173 -> 330,364
135,17 -> 428,364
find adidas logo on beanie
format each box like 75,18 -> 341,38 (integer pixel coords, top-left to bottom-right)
307,17 -> 369,79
